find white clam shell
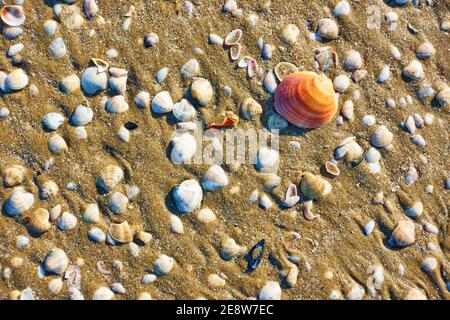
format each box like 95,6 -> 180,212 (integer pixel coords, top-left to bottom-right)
173,179 -> 203,213
191,78 -> 213,105
389,220 -> 415,247
44,20 -> 57,36
209,33 -> 223,45
365,147 -> 381,163
343,50 -> 362,71
416,42 -> 435,60
5,187 -> 34,216
405,201 -> 423,218
170,132 -> 197,164
333,75 -> 351,93
333,1 -> 351,17
346,284 -> 365,300
363,220 -> 375,236
173,99 -> 196,122
2,26 -> 23,39
371,126 -> 393,148
93,287 -> 114,300
422,257 -> 437,272
71,105 -> 93,126
154,254 -> 174,276
97,165 -> 123,193
43,248 -> 68,275
411,134 -> 426,148
181,59 -> 200,78
48,134 -> 68,154
39,180 -> 59,200
202,164 -> 229,191
83,0 -> 98,20
109,192 -> 129,214
390,46 -> 401,60
105,95 -> 129,114
155,67 -> 169,83
57,212 -> 77,231
7,43 -> 24,57
259,193 -> 273,210
264,69 -> 277,94
256,147 -> 279,174
196,208 -> 216,223
5,68 -> 28,91
403,60 -> 424,81
108,76 -> 127,96
223,0 -> 237,12
170,215 -> 184,234
88,227 -> 106,242
42,112 -> 65,131
259,281 -> 282,300
49,37 -> 67,58
317,18 -> 339,40
81,66 -> 107,95
59,74 -> 80,94
83,203 -> 100,223
281,24 -> 300,44
151,91 -> 174,113
377,65 -> 390,83
134,91 -> 150,109
220,238 -> 241,260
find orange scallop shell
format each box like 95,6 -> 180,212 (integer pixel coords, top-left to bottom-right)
274,71 -> 338,129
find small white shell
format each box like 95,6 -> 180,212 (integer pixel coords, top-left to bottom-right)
151,91 -> 174,113
180,59 -> 200,78
416,42 -> 435,60
365,147 -> 381,163
134,91 -> 150,109
403,60 -> 424,81
390,46 -> 402,60
57,212 -> 77,231
93,287 -> 114,300
49,37 -> 67,58
259,281 -> 282,300
223,0 -> 237,13
5,187 -> 34,216
154,254 -> 174,276
2,26 -> 23,39
173,179 -> 203,213
422,257 -> 437,272
5,68 -> 28,91
209,33 -> 223,45
259,193 -> 273,210
333,1 -> 351,17
71,105 -> 93,126
43,113 -> 65,131
59,74 -> 80,94
7,43 -> 24,57
155,67 -> 169,83
281,24 -> 300,44
81,66 -> 107,95
196,208 -> 216,223
317,18 -> 339,40
83,0 -> 98,20
105,95 -> 129,114
83,203 -> 100,223
170,132 -> 197,164
108,76 -> 127,95
88,227 -> 106,242
341,100 -> 354,121
43,248 -> 68,275
423,222 -> 438,234
371,126 -> 393,148
263,70 -> 277,94
1,5 -> 26,27
224,29 -> 242,46
256,147 -> 279,174
108,192 -> 129,214
343,50 -> 362,71
389,220 -> 415,247
377,65 -> 390,83
333,75 -> 351,93
220,238 -> 241,261
363,220 -> 375,236
170,215 -> 184,234
39,180 -> 59,200
191,78 -> 213,106
202,164 -> 228,191
411,134 -> 426,148
44,20 -> 57,36
144,32 -> 159,47
48,134 -> 68,154
173,99 -> 196,122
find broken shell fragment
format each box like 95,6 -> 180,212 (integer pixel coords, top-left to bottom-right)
299,172 -> 332,200
224,29 -> 242,46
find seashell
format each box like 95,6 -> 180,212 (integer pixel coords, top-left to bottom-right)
341,100 -> 354,121
137,292 -> 152,300
405,166 -> 418,185
2,26 -> 23,39
416,42 -> 435,59
48,134 -> 68,154
0,107 -> 10,118
151,91 -> 174,113
404,115 -> 416,134
88,227 -> 106,242
196,208 -> 216,223
5,187 -> 34,216
42,112 -> 65,131
173,179 -> 203,213
411,134 -> 426,148
240,98 -> 263,120
224,29 -> 242,46
304,200 -> 318,220
44,20 -> 57,36
93,287 -> 114,300
106,49 -> 118,58
333,74 -> 351,93
108,221 -> 133,244
65,13 -> 84,30
91,58 -> 109,74
247,59 -> 258,78
423,222 -> 438,234
261,44 -> 272,60
352,69 -> 367,83
109,67 -> 128,78
202,164 -> 228,191
43,248 -> 68,275
96,165 -> 123,193
57,212 -> 77,231
371,125 -> 393,148
228,44 -> 241,61
281,24 -> 300,44
170,214 -> 184,234
365,147 -> 381,163
83,203 -> 100,223
135,230 -> 153,245
390,46 -> 401,61
70,105 -> 93,126
109,192 -> 128,214
403,60 -> 424,81
223,0 -> 237,13
324,161 -> 340,177
191,78 -> 213,105
134,91 -> 150,109
1,5 -> 25,27
23,208 -> 51,234
39,179 -> 59,200
19,288 -> 34,300
110,283 -> 126,295
274,62 -> 298,82
208,274 -> 226,288
3,165 -> 26,187
209,33 -> 223,45
377,65 -> 390,83
343,50 -> 362,71
435,87 -> 449,107
283,184 -> 300,207
389,220 -> 415,247
333,1 -> 351,17
221,238 -> 241,260
317,18 -> 339,40
259,281 -> 281,300
170,132 -> 197,164
346,284 -> 365,300
422,257 -> 437,272
48,279 -> 63,295
81,66 -> 107,95
49,38 -> 66,59
417,81 -> 435,101
154,254 -> 174,275
314,47 -> 337,74
263,70 -> 277,94
118,126 -> 129,142
0,71 -> 7,92
299,172 -> 332,200
49,204 -> 62,221
256,147 -> 279,174
363,220 -> 375,236
155,67 -> 169,83
180,58 -> 200,78
59,74 -> 80,94
275,71 -> 337,128
404,288 -> 427,300
173,99 -> 196,122
144,32 -> 159,47
83,0 -> 98,20
397,190 -> 423,218
7,43 -> 24,57
238,56 -> 251,68
105,95 -> 129,114
5,68 -> 28,91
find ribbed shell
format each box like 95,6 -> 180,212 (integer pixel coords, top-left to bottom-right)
96,165 -> 123,193
275,71 -> 337,128
299,172 -> 332,200
108,221 -> 133,244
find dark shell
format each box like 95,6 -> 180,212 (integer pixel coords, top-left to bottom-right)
246,239 -> 265,272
